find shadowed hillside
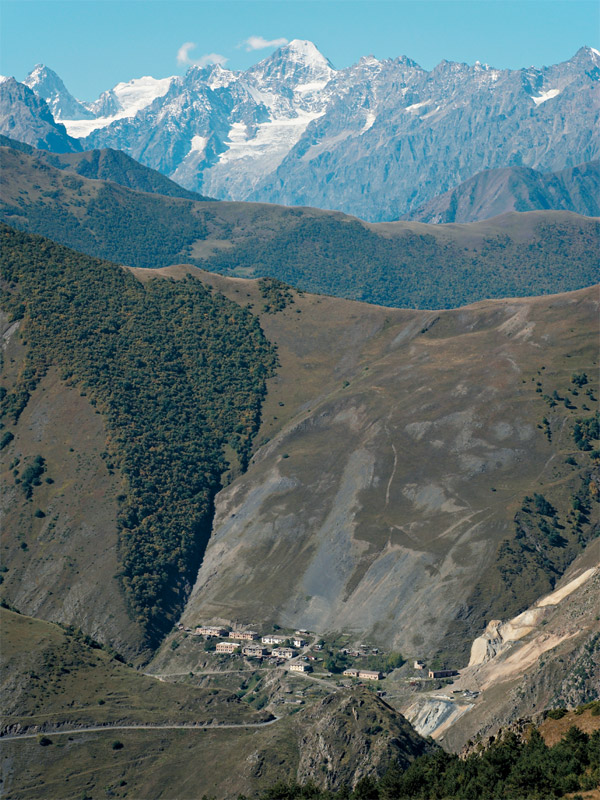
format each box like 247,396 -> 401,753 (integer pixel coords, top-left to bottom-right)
1,145 -> 598,309
403,160 -> 600,223
1,225 -> 277,650
0,135 -> 212,201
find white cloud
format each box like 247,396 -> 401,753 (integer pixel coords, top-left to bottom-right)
177,42 -> 228,68
240,35 -> 289,52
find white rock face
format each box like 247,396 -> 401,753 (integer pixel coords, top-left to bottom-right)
468,566 -> 598,667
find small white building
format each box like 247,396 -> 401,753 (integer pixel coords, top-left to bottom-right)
272,647 -> 295,659
289,663 -> 311,673
414,660 -> 426,670
262,634 -> 288,645
292,637 -> 307,648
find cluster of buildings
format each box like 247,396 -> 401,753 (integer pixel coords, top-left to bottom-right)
194,625 -> 307,648
183,624 -> 422,683
190,624 -> 309,665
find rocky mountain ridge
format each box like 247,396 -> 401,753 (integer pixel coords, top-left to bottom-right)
13,42 -> 600,220
403,159 -> 600,223
0,77 -> 81,153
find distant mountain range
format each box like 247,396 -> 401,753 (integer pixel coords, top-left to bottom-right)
5,42 -> 600,221
403,160 -> 600,223
0,76 -> 81,153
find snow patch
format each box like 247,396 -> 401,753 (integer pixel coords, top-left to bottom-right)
63,116 -> 120,137
362,111 -> 376,132
190,135 -> 208,155
295,80 -> 329,95
218,110 -> 323,167
423,104 -> 442,118
405,101 -> 428,113
112,75 -> 174,115
531,88 -> 561,105
62,75 -> 174,137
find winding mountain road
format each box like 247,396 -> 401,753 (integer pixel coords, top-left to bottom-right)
0,716 -> 281,741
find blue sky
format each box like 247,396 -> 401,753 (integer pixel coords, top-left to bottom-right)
2,0 -> 598,101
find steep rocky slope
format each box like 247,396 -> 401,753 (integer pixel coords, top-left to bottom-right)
173,276 -> 598,663
0,78 -> 81,153
23,65 -> 94,120
402,552 -> 599,750
403,160 -> 600,223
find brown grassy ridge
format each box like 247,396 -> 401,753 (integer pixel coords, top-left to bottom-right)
0,608 -> 271,735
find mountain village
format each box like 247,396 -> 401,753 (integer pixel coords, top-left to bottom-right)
174,622 -> 458,684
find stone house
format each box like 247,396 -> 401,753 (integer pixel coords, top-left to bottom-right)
216,641 -> 240,654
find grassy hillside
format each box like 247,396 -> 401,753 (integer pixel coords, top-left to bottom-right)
0,134 -> 211,201
0,609 -> 434,799
0,355 -> 143,657
0,608 -> 269,733
1,225 -> 277,646
1,145 -> 598,309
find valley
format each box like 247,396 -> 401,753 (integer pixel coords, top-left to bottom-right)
1,24 -> 599,796
1,143 -> 598,309
1,222 -> 598,796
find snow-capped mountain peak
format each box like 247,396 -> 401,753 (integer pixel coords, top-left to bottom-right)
24,63 -> 93,120
284,39 -> 335,69
205,63 -> 237,90
359,55 -> 380,66
247,38 -> 336,89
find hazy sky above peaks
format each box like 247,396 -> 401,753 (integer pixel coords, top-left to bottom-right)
1,0 -> 598,101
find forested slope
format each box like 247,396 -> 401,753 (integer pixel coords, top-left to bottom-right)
0,225 -> 277,646
1,145 -> 598,309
